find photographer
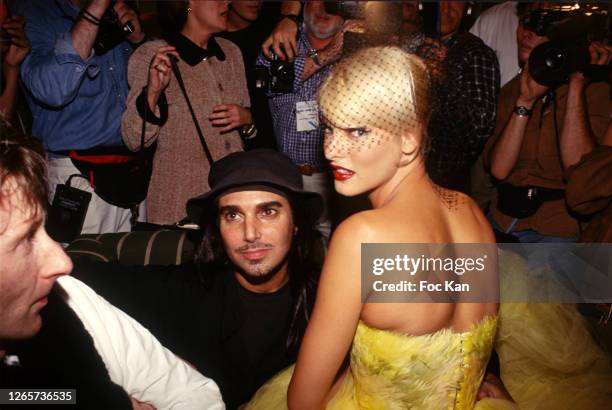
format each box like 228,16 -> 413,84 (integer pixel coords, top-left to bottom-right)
484,3 -> 611,243
255,0 -> 354,239
11,0 -> 145,234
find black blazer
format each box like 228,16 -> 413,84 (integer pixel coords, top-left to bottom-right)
0,286 -> 131,410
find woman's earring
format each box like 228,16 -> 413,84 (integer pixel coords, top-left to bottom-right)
187,7 -> 192,14
466,5 -> 472,16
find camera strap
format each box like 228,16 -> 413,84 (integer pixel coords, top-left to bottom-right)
169,56 -> 214,165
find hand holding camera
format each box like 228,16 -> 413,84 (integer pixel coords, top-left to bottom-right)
255,52 -> 295,94
518,61 -> 549,108
112,0 -> 144,44
525,7 -> 609,88
568,42 -> 612,89
85,0 -> 144,55
262,16 -> 299,62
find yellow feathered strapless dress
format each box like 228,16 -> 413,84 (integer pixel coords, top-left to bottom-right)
247,250 -> 612,409
246,316 -> 514,409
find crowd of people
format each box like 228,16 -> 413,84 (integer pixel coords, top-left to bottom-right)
1,0 -> 612,409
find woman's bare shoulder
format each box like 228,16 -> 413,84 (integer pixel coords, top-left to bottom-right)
333,208 -> 426,245
332,210 -> 380,244
431,187 -> 494,243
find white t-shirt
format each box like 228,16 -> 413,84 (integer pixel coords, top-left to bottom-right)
470,1 -> 520,87
57,275 -> 225,410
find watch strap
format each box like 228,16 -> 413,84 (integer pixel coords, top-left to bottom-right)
514,105 -> 533,117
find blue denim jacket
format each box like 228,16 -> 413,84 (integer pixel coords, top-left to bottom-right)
11,0 -> 133,151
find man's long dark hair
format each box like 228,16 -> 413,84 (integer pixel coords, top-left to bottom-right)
194,196 -> 324,354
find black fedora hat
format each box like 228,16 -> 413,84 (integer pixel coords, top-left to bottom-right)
186,149 -> 324,226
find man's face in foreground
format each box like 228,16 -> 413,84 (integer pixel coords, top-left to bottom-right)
217,190 -> 295,292
0,184 -> 72,341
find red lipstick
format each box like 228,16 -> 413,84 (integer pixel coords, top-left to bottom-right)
331,165 -> 355,181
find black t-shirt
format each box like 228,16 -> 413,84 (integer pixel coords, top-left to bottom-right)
237,281 -> 293,394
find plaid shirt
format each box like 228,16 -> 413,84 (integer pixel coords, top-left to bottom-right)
256,31 -> 335,167
426,32 -> 500,186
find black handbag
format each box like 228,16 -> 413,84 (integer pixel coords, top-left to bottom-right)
68,144 -> 155,209
69,90 -> 156,210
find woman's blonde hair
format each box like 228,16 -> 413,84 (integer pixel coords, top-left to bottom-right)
318,46 -> 430,140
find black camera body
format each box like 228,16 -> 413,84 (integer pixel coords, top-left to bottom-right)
255,53 -> 295,94
526,8 -> 609,87
94,0 -> 135,55
324,0 -> 367,20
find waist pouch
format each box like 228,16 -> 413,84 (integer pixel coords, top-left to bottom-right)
69,144 -> 156,209
497,183 -> 565,219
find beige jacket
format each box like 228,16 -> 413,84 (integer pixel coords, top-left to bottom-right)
122,38 -> 249,225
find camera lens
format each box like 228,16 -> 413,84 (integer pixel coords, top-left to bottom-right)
544,49 -> 565,69
123,21 -> 135,34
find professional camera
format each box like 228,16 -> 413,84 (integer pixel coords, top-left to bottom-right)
255,52 -> 295,94
324,0 -> 367,20
94,0 -> 136,55
524,7 -> 609,87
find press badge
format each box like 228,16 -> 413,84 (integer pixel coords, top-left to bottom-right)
296,101 -> 319,132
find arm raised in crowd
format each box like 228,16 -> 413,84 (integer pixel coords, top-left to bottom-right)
71,0 -> 143,59
122,41 -> 175,151
17,0 -> 142,108
70,0 -> 110,60
0,15 -> 30,122
559,42 -> 612,169
261,0 -> 301,60
488,64 -> 548,181
565,121 -> 612,218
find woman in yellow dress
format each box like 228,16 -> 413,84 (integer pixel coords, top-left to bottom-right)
247,46 -> 514,409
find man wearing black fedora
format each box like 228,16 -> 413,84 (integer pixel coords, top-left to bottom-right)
72,149 -> 325,409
